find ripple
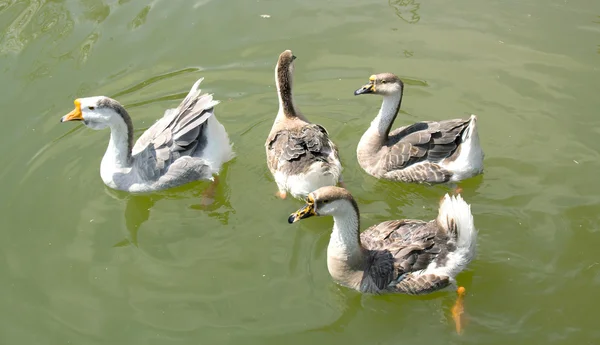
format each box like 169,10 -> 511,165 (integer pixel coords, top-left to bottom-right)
110,67 -> 201,99
81,2 -> 110,24
2,0 -> 600,344
77,31 -> 99,66
129,5 -> 151,30
388,0 -> 421,24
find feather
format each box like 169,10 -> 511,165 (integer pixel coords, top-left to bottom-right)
266,123 -> 338,176
131,79 -> 217,183
360,118 -> 473,183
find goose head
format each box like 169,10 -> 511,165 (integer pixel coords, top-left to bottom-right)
60,97 -> 130,131
288,186 -> 358,223
276,49 -> 297,81
354,73 -> 404,96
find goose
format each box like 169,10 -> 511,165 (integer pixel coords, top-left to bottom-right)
353,73 -> 484,184
265,50 -> 343,199
288,186 -> 477,333
60,78 -> 234,193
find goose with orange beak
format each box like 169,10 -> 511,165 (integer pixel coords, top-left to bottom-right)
60,78 -> 234,192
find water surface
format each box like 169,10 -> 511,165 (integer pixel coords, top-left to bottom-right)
1,0 -> 599,344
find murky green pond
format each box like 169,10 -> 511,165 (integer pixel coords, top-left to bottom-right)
1,0 -> 599,344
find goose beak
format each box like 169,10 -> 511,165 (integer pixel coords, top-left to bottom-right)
61,99 -> 83,122
288,195 -> 316,224
354,83 -> 375,95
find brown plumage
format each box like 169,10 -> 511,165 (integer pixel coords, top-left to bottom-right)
354,73 -> 484,184
376,119 -> 473,183
358,219 -> 455,294
288,186 -> 477,295
266,123 -> 339,176
265,50 -> 343,199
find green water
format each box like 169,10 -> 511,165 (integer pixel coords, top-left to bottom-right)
1,0 -> 599,344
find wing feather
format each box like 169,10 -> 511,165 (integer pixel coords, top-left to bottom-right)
266,124 -> 338,176
131,78 -> 218,182
378,119 -> 471,182
359,219 -> 452,293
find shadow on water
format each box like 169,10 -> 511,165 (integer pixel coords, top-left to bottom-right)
303,291 -> 363,334
367,174 -> 484,208
257,280 -> 472,341
108,164 -> 235,248
388,0 -> 421,24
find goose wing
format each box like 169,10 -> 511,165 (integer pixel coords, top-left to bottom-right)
381,119 -> 471,182
131,78 -> 219,181
266,123 -> 339,175
360,219 -> 451,292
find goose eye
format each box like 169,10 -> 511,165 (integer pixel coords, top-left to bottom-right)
88,106 -> 95,110
381,80 -> 387,84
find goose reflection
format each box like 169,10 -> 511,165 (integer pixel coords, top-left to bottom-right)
109,167 -> 234,248
370,172 -> 485,210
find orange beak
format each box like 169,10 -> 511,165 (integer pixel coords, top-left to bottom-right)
60,99 -> 83,122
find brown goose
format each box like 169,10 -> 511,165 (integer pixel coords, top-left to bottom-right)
288,186 -> 477,332
265,50 -> 343,199
353,73 -> 484,184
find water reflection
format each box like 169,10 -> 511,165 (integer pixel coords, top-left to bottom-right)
108,166 -> 234,248
303,289 -> 362,333
388,0 -> 421,24
129,5 -> 151,30
366,171 -> 483,207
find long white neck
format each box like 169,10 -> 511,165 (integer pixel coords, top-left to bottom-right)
366,92 -> 402,137
327,205 -> 362,260
102,120 -> 132,170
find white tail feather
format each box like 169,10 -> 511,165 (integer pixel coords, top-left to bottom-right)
432,194 -> 477,278
437,194 -> 476,250
462,114 -> 477,141
442,115 -> 484,182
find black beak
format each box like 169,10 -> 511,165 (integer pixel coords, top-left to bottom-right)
288,202 -> 316,224
354,83 -> 375,96
292,55 -> 297,60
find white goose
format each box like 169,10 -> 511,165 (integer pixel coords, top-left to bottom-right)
60,78 -> 234,192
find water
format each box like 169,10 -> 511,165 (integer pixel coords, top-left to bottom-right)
1,0 -> 599,344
